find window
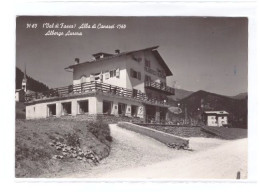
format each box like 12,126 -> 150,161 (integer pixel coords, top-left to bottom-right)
78,100 -> 89,114
62,102 -> 71,115
118,103 -> 126,115
108,69 -> 120,78
131,105 -> 138,117
103,100 -> 112,115
145,59 -> 151,68
130,68 -> 141,80
48,104 -> 56,117
132,70 -> 138,78
95,76 -> 100,81
110,69 -> 116,77
116,68 -> 120,78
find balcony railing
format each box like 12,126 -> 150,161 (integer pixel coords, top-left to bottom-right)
25,81 -> 170,106
144,81 -> 175,95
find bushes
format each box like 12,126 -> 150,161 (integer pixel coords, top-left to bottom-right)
65,133 -> 80,147
87,121 -> 112,145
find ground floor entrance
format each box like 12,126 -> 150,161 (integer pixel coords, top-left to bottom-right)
145,105 -> 168,123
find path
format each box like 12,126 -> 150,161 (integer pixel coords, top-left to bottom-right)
61,124 -> 230,178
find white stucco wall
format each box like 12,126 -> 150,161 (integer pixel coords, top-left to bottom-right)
217,116 -> 228,126
125,50 -> 167,93
207,115 -> 218,126
72,56 -> 127,88
206,115 -> 228,127
95,95 -> 145,118
15,92 -> 19,102
26,103 -> 48,119
26,96 -> 98,119
72,50 -> 168,95
25,95 -> 147,120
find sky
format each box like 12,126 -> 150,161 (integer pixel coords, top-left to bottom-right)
16,16 -> 248,96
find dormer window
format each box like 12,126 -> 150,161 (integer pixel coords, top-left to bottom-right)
130,68 -> 141,80
92,52 -> 113,60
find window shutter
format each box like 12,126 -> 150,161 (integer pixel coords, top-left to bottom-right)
99,73 -> 103,81
116,68 -> 120,78
138,72 -> 141,80
130,68 -> 133,77
105,71 -> 109,80
90,74 -> 95,81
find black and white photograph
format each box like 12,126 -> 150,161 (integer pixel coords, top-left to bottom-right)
14,15 -> 249,179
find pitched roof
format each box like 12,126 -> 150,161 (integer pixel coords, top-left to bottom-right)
65,46 -> 173,76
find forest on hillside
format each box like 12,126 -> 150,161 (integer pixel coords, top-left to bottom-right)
16,67 -> 49,92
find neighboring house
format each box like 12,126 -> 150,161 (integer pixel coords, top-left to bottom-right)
25,46 -> 175,122
15,89 -> 25,102
202,111 -> 229,127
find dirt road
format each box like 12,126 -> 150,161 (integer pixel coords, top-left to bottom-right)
101,138 -> 247,179
60,124 -> 237,178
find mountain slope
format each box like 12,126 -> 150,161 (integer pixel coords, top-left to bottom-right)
16,67 -> 49,92
169,88 -> 193,101
231,92 -> 248,100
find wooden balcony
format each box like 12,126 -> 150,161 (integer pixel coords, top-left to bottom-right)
25,81 -> 171,107
144,81 -> 175,95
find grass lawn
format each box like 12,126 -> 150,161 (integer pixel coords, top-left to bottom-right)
145,125 -> 216,138
15,118 -> 112,178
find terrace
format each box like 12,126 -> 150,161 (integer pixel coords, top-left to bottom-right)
145,80 -> 175,95
25,81 -> 173,107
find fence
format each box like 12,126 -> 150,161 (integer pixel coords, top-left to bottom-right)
25,81 -> 171,106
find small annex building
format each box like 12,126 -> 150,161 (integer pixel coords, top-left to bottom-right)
202,111 -> 229,127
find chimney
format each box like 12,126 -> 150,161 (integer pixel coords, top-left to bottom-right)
115,49 -> 120,54
75,58 -> 80,64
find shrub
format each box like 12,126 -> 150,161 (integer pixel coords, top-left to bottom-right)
105,135 -> 113,142
87,121 -> 112,145
65,133 -> 80,147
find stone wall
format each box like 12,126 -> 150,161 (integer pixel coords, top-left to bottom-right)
117,122 -> 189,147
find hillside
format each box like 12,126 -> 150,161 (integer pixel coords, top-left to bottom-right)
168,88 -> 193,101
179,90 -> 247,128
231,92 -> 248,100
16,67 -> 49,92
15,119 -> 112,177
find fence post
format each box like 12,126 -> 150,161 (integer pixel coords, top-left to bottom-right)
94,81 -> 97,92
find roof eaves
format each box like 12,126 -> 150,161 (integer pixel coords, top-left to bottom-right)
65,45 -> 160,70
